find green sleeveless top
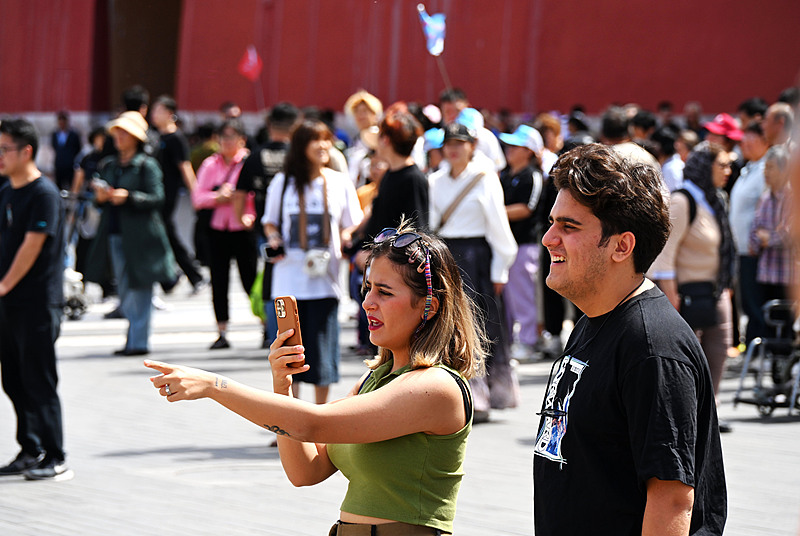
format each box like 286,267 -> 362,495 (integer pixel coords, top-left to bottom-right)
327,360 -> 473,533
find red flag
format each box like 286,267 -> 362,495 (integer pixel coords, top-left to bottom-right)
237,45 -> 263,82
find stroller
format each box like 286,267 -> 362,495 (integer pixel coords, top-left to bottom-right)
60,190 -> 93,320
733,299 -> 800,416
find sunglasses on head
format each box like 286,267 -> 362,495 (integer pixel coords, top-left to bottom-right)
371,228 -> 434,333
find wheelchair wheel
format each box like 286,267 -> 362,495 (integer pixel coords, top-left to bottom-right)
758,404 -> 775,417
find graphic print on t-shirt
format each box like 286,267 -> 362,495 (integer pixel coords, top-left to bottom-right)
289,213 -> 324,249
534,356 -> 588,465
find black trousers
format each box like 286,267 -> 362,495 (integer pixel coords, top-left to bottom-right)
208,229 -> 258,323
162,191 -> 203,287
444,237 -> 509,372
0,302 -> 65,461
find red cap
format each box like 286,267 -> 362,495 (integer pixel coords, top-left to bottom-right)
703,113 -> 743,141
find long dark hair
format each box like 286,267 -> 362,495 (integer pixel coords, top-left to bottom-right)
682,142 -> 735,290
284,119 -> 333,192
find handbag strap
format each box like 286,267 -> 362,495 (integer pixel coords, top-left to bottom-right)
438,171 -> 485,230
298,171 -> 330,251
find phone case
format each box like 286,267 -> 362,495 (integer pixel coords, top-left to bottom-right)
274,296 -> 304,366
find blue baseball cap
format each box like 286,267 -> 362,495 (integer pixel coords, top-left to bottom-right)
423,128 -> 444,152
455,107 -> 484,131
499,124 -> 544,153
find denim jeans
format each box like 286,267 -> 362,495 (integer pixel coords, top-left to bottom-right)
109,235 -> 153,351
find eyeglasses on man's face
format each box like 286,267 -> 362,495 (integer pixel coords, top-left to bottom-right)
0,145 -> 22,157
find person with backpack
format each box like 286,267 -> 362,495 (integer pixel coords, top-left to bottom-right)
651,143 -> 735,432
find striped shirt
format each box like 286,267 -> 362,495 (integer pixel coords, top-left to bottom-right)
748,186 -> 793,285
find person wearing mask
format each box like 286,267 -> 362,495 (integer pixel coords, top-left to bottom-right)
429,123 -> 518,420
192,119 -> 256,350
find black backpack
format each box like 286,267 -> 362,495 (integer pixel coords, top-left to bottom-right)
674,188 -> 697,225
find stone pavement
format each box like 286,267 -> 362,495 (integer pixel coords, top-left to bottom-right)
0,277 -> 799,535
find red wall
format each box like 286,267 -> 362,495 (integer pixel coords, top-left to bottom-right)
176,0 -> 800,115
536,0 -> 800,114
0,0 -> 96,113
3,0 -> 799,116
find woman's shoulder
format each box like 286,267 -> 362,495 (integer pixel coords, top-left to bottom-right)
138,154 -> 161,171
402,364 -> 466,389
321,167 -> 351,186
197,152 -> 222,172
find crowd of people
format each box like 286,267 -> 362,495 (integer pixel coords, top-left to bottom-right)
1,81 -> 798,534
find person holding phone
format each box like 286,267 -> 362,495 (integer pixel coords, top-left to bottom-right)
191,118 -> 257,350
85,111 -> 177,356
145,223 -> 485,535
261,119 -> 362,404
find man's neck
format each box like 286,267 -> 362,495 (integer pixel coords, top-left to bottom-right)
9,163 -> 41,189
159,123 -> 177,135
581,274 -> 649,318
509,162 -> 530,176
386,153 -> 414,172
268,130 -> 291,144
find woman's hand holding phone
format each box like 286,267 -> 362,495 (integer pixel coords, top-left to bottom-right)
268,329 -> 308,395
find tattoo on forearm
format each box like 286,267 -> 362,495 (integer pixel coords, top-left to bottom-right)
215,376 -> 228,389
263,425 -> 290,436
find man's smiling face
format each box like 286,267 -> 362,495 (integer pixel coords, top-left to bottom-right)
542,189 -> 615,308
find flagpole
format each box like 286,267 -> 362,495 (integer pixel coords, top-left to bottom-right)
436,56 -> 452,92
416,4 -> 452,92
254,77 -> 266,111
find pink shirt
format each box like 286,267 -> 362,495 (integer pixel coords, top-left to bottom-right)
192,149 -> 254,232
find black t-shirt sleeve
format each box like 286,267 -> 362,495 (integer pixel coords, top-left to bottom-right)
163,134 -> 189,167
26,184 -> 61,238
621,355 -> 698,489
236,152 -> 258,192
175,134 -> 190,163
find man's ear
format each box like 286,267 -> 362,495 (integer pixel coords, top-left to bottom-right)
424,296 -> 440,320
611,231 -> 636,263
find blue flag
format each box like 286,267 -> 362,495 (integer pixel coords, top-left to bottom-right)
417,4 -> 446,57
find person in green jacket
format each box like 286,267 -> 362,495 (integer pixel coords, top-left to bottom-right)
87,111 -> 176,356
145,223 -> 485,534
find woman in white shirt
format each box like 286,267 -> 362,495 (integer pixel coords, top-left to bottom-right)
429,123 -> 518,420
263,120 -> 363,404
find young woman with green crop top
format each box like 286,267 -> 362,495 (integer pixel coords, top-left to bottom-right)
145,223 -> 486,535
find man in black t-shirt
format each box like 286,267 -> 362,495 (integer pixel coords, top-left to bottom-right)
151,95 -> 205,293
361,102 -> 428,241
0,119 -> 72,481
235,102 -> 298,346
235,102 -> 298,235
533,144 -> 726,535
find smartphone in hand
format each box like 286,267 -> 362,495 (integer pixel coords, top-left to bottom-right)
261,242 -> 286,263
274,296 -> 304,367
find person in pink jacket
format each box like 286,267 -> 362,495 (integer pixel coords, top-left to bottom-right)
192,119 -> 257,349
